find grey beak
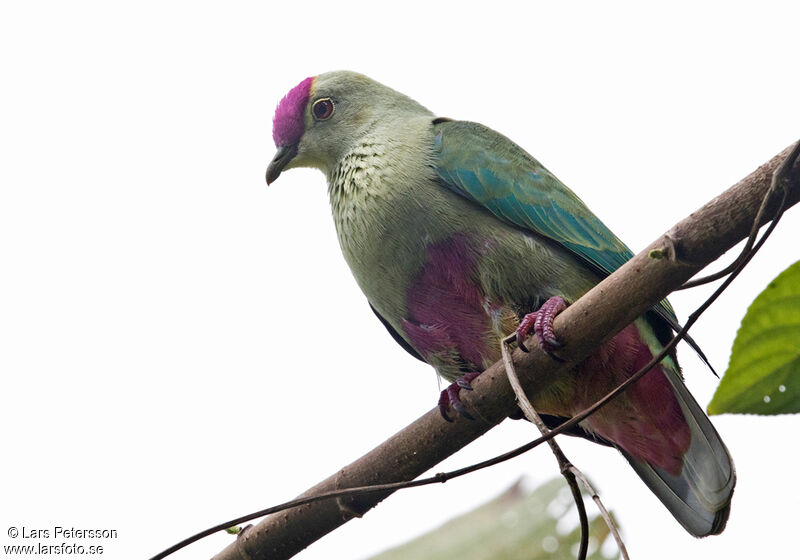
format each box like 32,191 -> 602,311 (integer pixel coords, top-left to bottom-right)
266,144 -> 298,185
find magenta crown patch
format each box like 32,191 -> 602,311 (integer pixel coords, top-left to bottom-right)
272,76 -> 314,147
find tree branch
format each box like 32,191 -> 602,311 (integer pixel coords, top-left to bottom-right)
209,142 -> 800,560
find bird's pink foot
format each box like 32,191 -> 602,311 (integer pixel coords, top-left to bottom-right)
438,371 -> 482,422
515,296 -> 567,356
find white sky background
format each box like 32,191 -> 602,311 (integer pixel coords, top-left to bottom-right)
2,2 -> 799,559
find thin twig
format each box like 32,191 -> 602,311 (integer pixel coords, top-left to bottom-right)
501,335 -> 589,560
569,466 -> 630,560
564,470 -> 590,560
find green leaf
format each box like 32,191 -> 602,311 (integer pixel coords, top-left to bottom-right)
708,260 -> 800,415
367,477 -> 620,560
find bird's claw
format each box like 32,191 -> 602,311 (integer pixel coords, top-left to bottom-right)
515,331 -> 530,353
451,399 -> 475,421
438,372 -> 481,422
456,378 -> 474,390
514,296 -> 567,356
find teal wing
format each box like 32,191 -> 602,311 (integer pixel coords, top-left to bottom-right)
431,119 -> 679,323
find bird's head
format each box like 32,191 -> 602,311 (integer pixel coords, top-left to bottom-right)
266,71 -> 431,184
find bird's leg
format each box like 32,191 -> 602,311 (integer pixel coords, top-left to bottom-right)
438,371 -> 481,422
515,296 -> 567,355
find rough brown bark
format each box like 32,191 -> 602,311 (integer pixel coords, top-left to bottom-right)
212,142 -> 800,560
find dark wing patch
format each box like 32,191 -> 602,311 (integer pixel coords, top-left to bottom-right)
370,303 -> 425,362
508,410 -> 614,447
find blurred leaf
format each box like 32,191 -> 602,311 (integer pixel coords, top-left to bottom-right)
368,477 -> 620,560
708,260 -> 800,415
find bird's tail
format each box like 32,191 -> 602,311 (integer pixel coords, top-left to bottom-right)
621,367 -> 736,536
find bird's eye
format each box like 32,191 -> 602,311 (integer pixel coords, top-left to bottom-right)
312,98 -> 335,121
